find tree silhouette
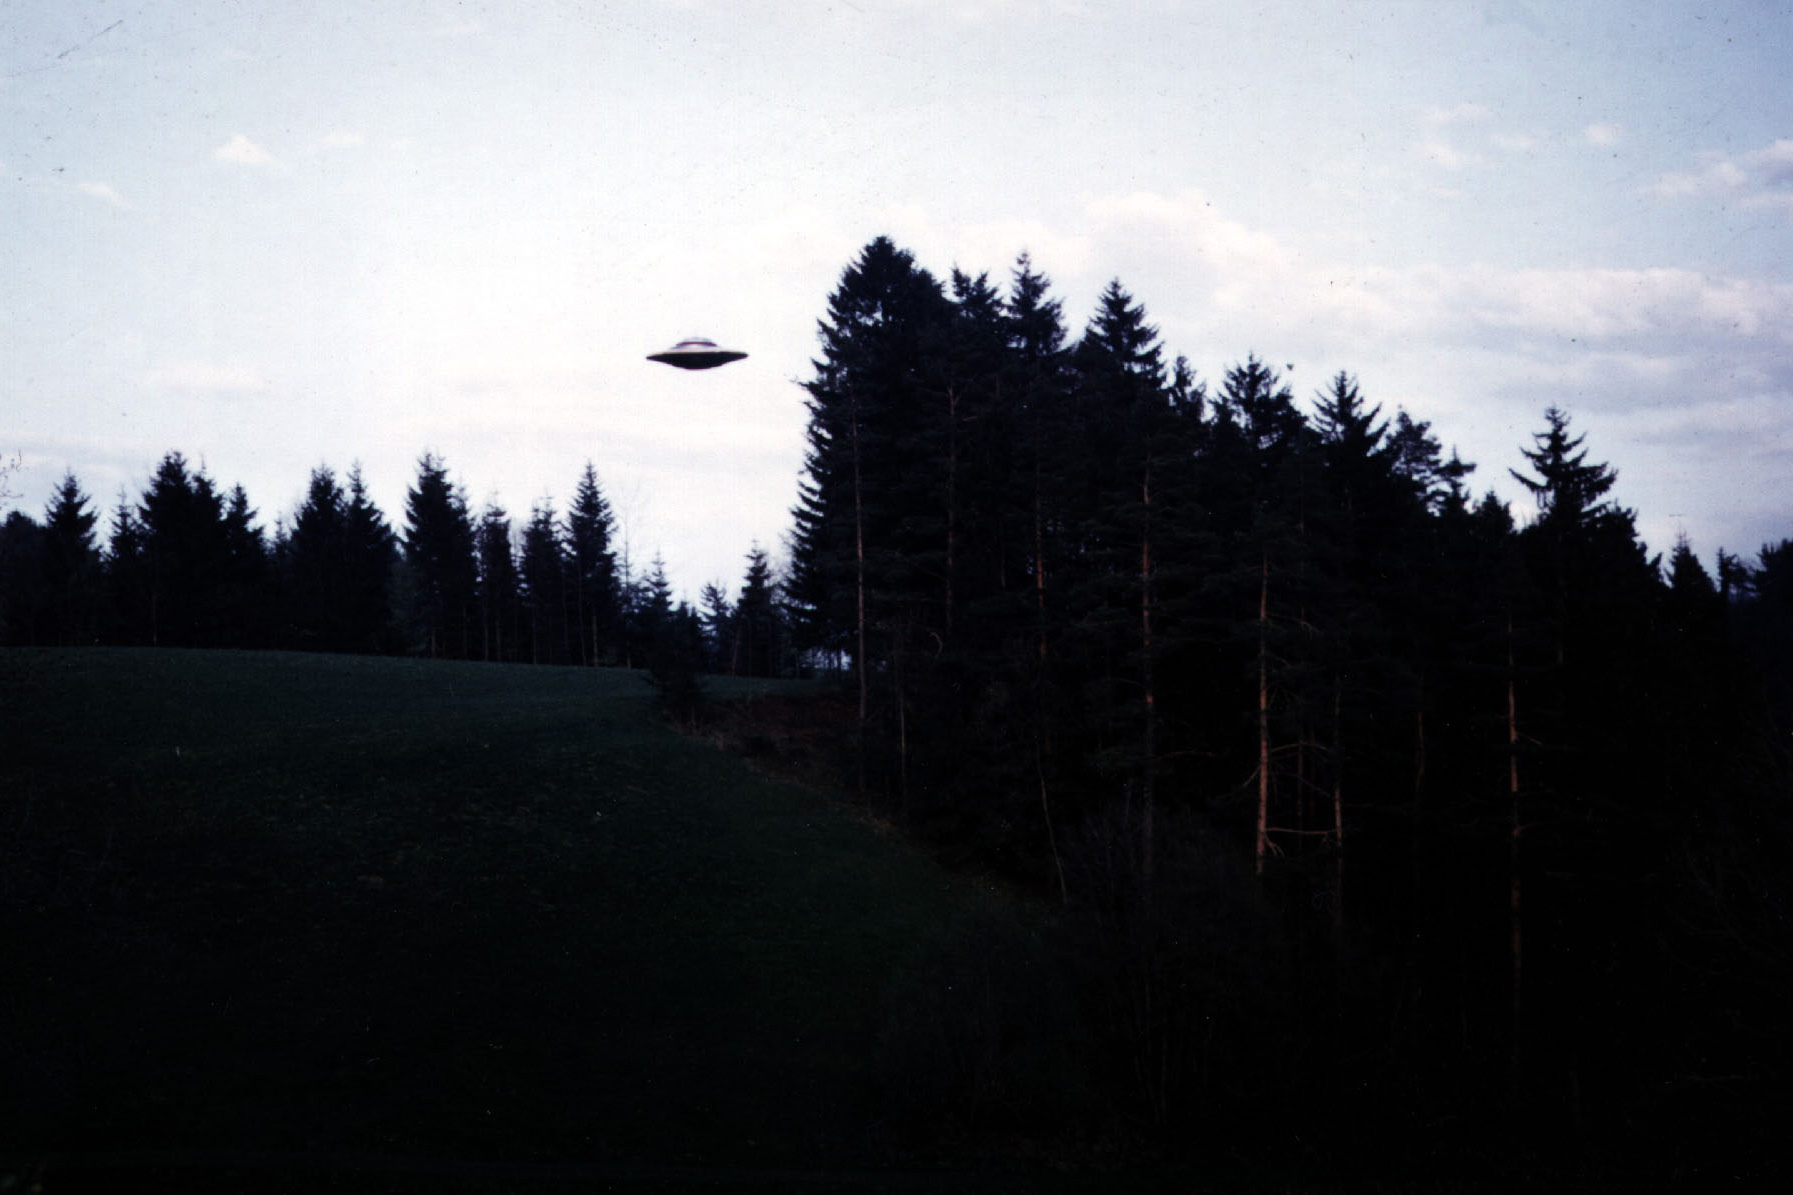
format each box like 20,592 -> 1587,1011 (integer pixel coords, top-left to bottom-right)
566,463 -> 619,666
520,498 -> 571,665
40,472 -> 102,645
137,452 -> 232,646
284,466 -> 350,650
399,453 -> 478,658
476,499 -> 519,662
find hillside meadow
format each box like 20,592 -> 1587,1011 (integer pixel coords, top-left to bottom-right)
0,649 -> 1074,1192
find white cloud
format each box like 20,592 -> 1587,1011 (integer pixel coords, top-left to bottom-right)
1492,132 -> 1540,152
1648,138 -> 1793,216
77,181 -> 129,208
1584,122 -> 1623,146
147,360 -> 270,394
1424,102 -> 1491,126
1071,188 -> 1793,385
1740,191 -> 1793,217
1749,138 -> 1793,183
1649,155 -> 1747,198
1420,138 -> 1486,170
215,134 -> 277,167
431,17 -> 486,37
319,131 -> 364,149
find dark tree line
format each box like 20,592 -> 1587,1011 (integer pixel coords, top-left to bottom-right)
788,237 -> 1793,1162
0,453 -> 788,678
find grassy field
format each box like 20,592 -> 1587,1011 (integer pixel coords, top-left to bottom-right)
0,649 -> 1049,1191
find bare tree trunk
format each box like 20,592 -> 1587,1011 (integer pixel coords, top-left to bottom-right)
1033,423 -> 1048,665
1507,613 -> 1524,1098
1037,738 -> 1068,906
851,391 -> 869,799
945,385 -> 958,640
1140,460 -> 1156,890
1412,689 -> 1426,947
852,392 -> 868,728
1332,672 -> 1345,932
1255,552 -> 1271,876
895,626 -> 909,817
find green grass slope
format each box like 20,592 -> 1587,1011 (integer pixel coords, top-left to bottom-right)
0,649 -> 1024,1188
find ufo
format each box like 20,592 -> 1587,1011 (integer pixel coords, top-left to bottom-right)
647,337 -> 747,370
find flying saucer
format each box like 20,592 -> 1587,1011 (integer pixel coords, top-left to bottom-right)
647,337 -> 748,370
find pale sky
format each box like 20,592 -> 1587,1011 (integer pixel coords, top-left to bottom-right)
5,0 -> 1791,598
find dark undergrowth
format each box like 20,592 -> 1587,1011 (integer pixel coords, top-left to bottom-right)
5,649 -> 1773,1192
1,649 -> 1062,1192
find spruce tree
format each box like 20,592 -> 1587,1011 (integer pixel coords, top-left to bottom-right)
566,462 -> 618,665
520,498 -> 571,665
40,472 -> 102,646
104,493 -> 150,644
1065,279 -> 1186,881
220,484 -> 269,646
790,236 -> 952,753
1506,406 -> 1661,1114
1004,252 -> 1073,669
342,464 -> 398,653
475,499 -> 519,662
735,543 -> 782,678
286,466 -> 348,649
138,452 -> 232,646
699,581 -> 733,673
399,452 -> 478,658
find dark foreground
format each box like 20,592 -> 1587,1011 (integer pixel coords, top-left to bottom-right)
4,649 -> 1767,1192
2,649 -> 1063,1191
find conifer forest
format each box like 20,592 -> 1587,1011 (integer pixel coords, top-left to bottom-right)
4,237 -> 1792,1174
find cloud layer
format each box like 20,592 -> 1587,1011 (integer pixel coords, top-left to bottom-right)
214,134 -> 277,167
1651,138 -> 1793,215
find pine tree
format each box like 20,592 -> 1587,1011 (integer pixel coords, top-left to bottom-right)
566,463 -> 618,665
1510,406 -> 1624,534
735,543 -> 782,678
399,452 -> 478,658
1505,406 -> 1661,1115
40,472 -> 102,645
790,236 -> 951,751
1222,355 -> 1306,471
220,484 -> 269,646
520,498 -> 571,665
1665,534 -> 1724,639
935,266 -> 1014,641
137,452 -> 232,646
699,581 -> 734,673
1065,279 -> 1188,883
285,466 -> 349,650
104,493 -> 150,644
342,464 -> 398,653
1005,252 -> 1072,668
1388,410 -> 1474,514
476,499 -> 519,662
1001,253 -> 1078,894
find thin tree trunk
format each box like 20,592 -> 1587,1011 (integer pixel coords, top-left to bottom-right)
945,385 -> 957,640
852,393 -> 867,727
1412,689 -> 1426,938
1033,420 -> 1048,664
1140,460 -> 1155,890
1332,672 -> 1345,932
1507,613 -> 1524,1098
1037,736 -> 1068,906
895,626 -> 909,816
1255,551 -> 1271,876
